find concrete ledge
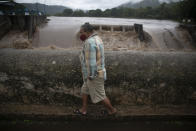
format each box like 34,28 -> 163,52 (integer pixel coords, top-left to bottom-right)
0,49 -> 196,106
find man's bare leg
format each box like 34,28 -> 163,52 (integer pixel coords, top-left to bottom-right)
80,94 -> 88,114
101,97 -> 117,114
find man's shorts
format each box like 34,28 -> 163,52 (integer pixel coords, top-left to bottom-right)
81,77 -> 106,103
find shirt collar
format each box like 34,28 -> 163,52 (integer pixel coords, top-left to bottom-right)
88,32 -> 97,39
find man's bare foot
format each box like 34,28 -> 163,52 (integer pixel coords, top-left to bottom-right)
109,108 -> 117,115
101,108 -> 117,116
79,108 -> 87,114
73,108 -> 87,115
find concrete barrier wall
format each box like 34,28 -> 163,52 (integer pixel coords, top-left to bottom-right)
180,24 -> 196,46
0,15 -> 46,39
0,49 -> 196,106
0,16 -> 11,39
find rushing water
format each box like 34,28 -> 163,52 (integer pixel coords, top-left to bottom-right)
33,16 -> 194,51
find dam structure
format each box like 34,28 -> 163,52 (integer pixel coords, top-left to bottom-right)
0,16 -> 196,124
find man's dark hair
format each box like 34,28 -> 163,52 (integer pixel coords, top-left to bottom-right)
81,22 -> 94,33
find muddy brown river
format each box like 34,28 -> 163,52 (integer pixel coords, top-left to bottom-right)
32,17 -> 195,51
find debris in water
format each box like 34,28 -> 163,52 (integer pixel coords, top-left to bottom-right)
13,38 -> 32,49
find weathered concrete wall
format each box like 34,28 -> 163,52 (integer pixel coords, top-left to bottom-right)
0,49 -> 196,106
0,16 -> 12,39
0,15 -> 46,39
179,24 -> 196,46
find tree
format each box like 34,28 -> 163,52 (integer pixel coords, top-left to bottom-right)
111,8 -> 118,17
103,9 -> 111,17
72,9 -> 85,17
94,9 -> 102,17
124,8 -> 135,17
55,0 -> 195,22
63,8 -> 73,16
178,0 -> 196,21
87,9 -> 102,17
87,10 -> 95,17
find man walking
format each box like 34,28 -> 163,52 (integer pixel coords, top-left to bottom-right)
74,23 -> 116,115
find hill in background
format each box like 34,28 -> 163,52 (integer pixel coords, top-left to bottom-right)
119,0 -> 180,9
21,3 -> 69,15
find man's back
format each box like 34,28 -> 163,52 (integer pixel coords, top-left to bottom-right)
81,34 -> 106,80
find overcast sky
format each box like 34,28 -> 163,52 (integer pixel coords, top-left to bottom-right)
14,0 -> 178,10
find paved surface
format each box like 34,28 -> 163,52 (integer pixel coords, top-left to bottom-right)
0,104 -> 196,131
0,104 -> 196,121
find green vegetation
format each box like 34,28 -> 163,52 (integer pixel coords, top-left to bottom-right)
56,0 -> 195,22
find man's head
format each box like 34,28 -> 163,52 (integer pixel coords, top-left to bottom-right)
79,22 -> 94,41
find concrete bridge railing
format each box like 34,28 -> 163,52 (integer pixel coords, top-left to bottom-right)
92,24 -> 134,32
0,49 -> 196,106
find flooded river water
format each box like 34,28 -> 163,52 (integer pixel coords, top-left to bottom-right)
33,17 -> 194,51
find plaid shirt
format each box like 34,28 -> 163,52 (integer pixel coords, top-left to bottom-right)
79,33 -> 106,81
